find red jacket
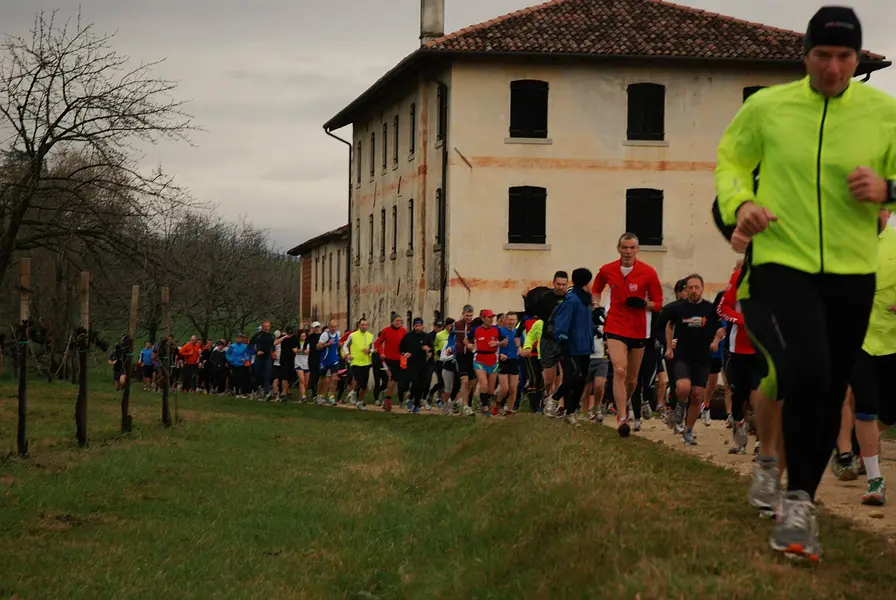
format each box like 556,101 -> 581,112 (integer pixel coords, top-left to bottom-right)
591,259 -> 663,339
375,326 -> 407,361
718,268 -> 755,355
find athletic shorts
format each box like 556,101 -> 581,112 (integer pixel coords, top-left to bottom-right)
142,365 -> 154,378
710,357 -> 723,375
724,352 -> 760,396
587,357 -> 610,380
351,365 -> 372,390
672,359 -> 710,389
606,333 -> 649,349
320,362 -> 340,377
474,361 -> 499,375
539,337 -> 562,369
456,353 -> 475,379
499,357 -> 520,376
850,350 -> 896,426
280,365 -> 298,384
113,367 -> 123,381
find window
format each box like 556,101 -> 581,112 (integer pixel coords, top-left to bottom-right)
509,80 -> 549,139
355,218 -> 360,260
382,123 -> 388,171
437,84 -> 448,142
321,252 -> 326,290
435,188 -> 444,247
328,253 -> 333,290
408,199 -> 414,251
380,208 -> 386,257
391,205 -> 398,254
409,103 -> 416,155
336,249 -> 341,290
314,256 -> 319,291
368,214 -> 374,258
627,83 -> 666,141
392,115 -> 399,164
743,86 -> 766,102
369,132 -> 375,177
507,186 -> 547,244
356,141 -> 362,184
625,188 -> 664,246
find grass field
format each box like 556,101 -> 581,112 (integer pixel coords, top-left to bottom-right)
2,380 -> 896,599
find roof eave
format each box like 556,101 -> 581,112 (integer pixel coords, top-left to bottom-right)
285,225 -> 350,257
428,48 -> 890,74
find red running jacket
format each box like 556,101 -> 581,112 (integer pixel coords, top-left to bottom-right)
717,268 -> 755,355
591,259 -> 663,340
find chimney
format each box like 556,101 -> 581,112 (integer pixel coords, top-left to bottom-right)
420,0 -> 445,46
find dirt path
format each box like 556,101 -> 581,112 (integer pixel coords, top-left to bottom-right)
598,414 -> 896,538
329,398 -> 896,538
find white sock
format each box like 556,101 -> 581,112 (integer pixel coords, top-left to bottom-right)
865,455 -> 882,481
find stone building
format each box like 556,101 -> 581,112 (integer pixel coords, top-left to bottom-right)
287,224 -> 350,330
319,0 -> 889,329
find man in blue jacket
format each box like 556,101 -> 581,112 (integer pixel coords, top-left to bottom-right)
226,334 -> 252,396
552,267 -> 596,426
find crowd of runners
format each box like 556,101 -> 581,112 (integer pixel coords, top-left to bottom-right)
108,5 -> 896,564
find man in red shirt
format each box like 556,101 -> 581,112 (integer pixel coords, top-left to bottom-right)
592,233 -> 663,437
374,313 -> 408,412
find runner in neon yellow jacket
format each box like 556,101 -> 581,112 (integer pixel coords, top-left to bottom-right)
716,76 -> 896,277
848,210 -> 896,507
712,5 -> 896,562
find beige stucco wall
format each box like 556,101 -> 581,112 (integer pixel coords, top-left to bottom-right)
303,239 -> 349,330
350,73 -> 449,333
443,61 -> 801,316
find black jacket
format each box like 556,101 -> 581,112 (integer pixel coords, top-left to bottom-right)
400,331 -> 430,366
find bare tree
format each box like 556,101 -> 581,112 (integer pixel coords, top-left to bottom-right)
0,11 -> 194,284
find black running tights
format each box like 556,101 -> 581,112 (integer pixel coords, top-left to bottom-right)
740,264 -> 874,500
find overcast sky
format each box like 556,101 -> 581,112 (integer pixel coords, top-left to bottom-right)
3,0 -> 895,249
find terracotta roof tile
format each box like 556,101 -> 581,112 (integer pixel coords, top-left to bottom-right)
425,0 -> 885,61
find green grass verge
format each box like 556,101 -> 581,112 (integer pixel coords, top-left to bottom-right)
1,381 -> 895,599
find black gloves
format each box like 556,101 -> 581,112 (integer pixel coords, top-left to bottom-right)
625,297 -> 647,309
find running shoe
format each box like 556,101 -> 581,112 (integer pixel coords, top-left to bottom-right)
702,408 -> 712,427
633,418 -> 642,432
754,441 -> 760,456
862,478 -> 886,506
726,413 -> 734,429
374,398 -> 382,407
673,422 -> 685,435
770,490 -> 821,562
423,401 -> 432,411
543,395 -> 557,418
595,407 -> 604,424
749,457 -> 781,512
641,402 -> 652,420
327,396 -> 337,406
565,413 -> 581,427
412,405 -> 420,415
355,400 -> 367,411
463,405 -> 475,417
664,406 -> 675,429
383,399 -> 393,412
406,399 -> 414,412
618,419 -> 631,438
729,420 -> 748,454
682,428 -> 697,446
830,451 -> 858,482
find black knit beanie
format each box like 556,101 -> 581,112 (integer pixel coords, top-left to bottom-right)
572,267 -> 592,288
804,6 -> 862,54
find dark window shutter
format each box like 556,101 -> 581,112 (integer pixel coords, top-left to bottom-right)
743,86 -> 766,102
508,186 -> 547,244
393,115 -> 399,163
508,187 -> 526,243
509,80 -> 549,138
625,188 -> 663,246
527,188 -> 547,244
627,83 -> 665,141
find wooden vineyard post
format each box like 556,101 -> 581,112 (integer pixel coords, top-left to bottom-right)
17,258 -> 31,457
121,285 -> 139,433
160,286 -> 171,427
76,271 -> 90,447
